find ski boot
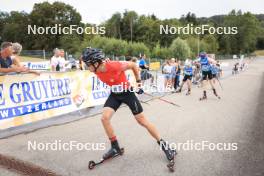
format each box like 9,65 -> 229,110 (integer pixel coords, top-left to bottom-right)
158,139 -> 177,172
103,141 -> 122,160
212,88 -> 221,99
88,141 -> 124,170
199,91 -> 207,101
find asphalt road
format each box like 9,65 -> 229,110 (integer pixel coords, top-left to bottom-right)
0,57 -> 263,176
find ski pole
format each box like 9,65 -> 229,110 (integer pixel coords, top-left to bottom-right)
143,92 -> 181,107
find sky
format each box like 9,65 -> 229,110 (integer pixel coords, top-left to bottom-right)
0,0 -> 263,24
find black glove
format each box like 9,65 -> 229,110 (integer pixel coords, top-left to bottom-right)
136,88 -> 144,94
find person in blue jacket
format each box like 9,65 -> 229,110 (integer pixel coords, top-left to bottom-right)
176,59 -> 193,95
198,51 -> 220,100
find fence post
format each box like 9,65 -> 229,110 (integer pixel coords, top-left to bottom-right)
43,49 -> 46,60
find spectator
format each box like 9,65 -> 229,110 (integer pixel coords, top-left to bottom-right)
163,60 -> 173,89
59,49 -> 67,71
139,54 -> 149,70
50,48 -> 66,72
0,42 -> 28,74
11,42 -> 23,67
139,54 -> 154,85
131,57 -> 140,75
11,42 -> 40,75
170,58 -> 177,90
174,59 -> 181,90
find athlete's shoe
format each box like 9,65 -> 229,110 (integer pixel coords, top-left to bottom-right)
199,91 -> 207,101
158,139 -> 176,161
103,141 -> 122,160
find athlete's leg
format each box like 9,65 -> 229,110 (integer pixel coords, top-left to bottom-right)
124,92 -> 175,160
101,94 -> 122,159
208,73 -> 220,98
187,79 -> 191,91
135,113 -> 161,141
101,107 -> 116,139
200,72 -> 208,100
208,79 -> 215,89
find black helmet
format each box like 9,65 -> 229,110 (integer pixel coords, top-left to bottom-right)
82,48 -> 104,65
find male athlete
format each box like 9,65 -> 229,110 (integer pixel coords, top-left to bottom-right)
176,59 -> 193,95
198,51 -> 220,100
81,48 -> 175,162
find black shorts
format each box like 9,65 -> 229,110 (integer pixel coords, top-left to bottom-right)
202,71 -> 213,80
104,91 -> 143,115
212,74 -> 217,78
183,75 -> 192,82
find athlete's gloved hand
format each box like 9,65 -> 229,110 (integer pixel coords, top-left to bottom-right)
135,79 -> 143,94
136,88 -> 144,94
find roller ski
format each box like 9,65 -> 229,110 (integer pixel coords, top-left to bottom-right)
88,141 -> 124,170
159,139 -> 177,172
212,88 -> 221,99
166,149 -> 177,172
199,91 -> 207,101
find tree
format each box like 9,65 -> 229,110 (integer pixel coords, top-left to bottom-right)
152,43 -> 172,59
256,28 -> 264,49
104,12 -> 122,39
169,38 -> 191,59
202,35 -> 219,54
134,15 -> 160,49
121,10 -> 138,42
186,37 -> 199,58
103,38 -> 128,56
1,11 -> 29,46
28,1 -> 82,50
159,19 -> 180,47
126,42 -> 150,57
220,10 -> 261,54
59,34 -> 81,54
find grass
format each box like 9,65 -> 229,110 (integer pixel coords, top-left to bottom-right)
254,50 -> 264,56
19,56 -> 47,62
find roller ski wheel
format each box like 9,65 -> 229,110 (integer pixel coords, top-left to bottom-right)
166,150 -> 177,172
88,148 -> 124,170
199,96 -> 207,101
88,161 -> 96,170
